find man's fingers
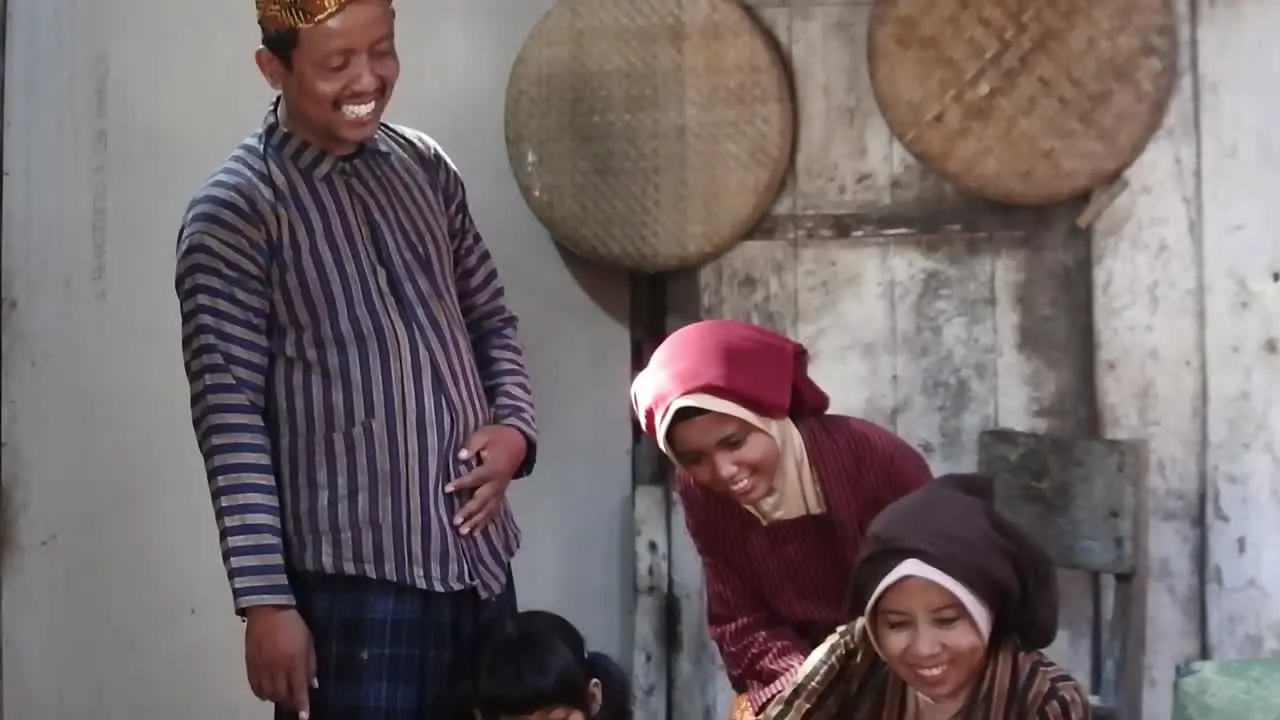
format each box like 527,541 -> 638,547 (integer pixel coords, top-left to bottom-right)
460,504 -> 497,535
246,662 -> 267,701
289,658 -> 312,718
446,465 -> 496,494
458,428 -> 492,462
267,667 -> 292,708
455,483 -> 502,534
453,491 -> 489,529
246,636 -> 266,700
307,643 -> 318,689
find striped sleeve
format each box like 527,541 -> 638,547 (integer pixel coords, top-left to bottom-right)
1035,675 -> 1093,719
175,185 -> 293,612
434,148 -> 538,477
679,482 -> 810,712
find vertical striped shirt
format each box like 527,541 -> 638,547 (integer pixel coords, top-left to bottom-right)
175,102 -> 537,612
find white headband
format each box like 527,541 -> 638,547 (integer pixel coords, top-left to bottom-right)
865,558 -> 993,658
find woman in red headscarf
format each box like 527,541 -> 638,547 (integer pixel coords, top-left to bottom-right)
631,320 -> 933,718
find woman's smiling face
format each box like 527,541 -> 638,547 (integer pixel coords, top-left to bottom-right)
872,576 -> 987,706
666,410 -> 780,506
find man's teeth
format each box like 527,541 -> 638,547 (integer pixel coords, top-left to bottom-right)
342,101 -> 376,120
918,665 -> 947,678
729,477 -> 751,492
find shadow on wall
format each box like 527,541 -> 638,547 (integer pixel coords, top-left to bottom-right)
552,241 -> 630,328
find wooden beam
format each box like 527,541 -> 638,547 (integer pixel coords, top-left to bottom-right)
745,204 -> 1077,242
630,271 -> 671,718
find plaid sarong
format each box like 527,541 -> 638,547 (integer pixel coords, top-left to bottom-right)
273,570 -> 516,719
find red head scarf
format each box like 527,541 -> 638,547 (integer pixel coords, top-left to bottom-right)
630,319 -> 830,440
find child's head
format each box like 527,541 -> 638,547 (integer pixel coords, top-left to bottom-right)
473,612 -> 602,720
516,610 -> 588,660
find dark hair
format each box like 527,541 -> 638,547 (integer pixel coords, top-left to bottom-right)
517,610 -> 587,659
474,616 -> 593,719
261,27 -> 300,67
475,611 -> 633,719
665,406 -> 711,451
516,611 -> 632,720
669,406 -> 710,426
585,651 -> 633,720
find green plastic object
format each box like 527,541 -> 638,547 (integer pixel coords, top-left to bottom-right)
1173,658 -> 1280,720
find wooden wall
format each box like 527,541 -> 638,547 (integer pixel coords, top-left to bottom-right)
1195,0 -> 1280,665
642,1 -> 1279,719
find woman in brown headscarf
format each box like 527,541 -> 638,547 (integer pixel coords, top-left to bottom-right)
761,474 -> 1091,719
630,320 -> 933,717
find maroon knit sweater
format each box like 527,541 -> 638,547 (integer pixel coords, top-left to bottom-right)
676,414 -> 932,713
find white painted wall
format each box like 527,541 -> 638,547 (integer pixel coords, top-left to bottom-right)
0,1 -> 633,718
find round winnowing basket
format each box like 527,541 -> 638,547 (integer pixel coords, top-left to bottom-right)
867,0 -> 1178,206
504,0 -> 795,272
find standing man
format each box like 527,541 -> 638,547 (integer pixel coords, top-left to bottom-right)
175,1 -> 536,718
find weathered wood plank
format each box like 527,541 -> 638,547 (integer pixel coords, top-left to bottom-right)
890,234 -> 997,473
1196,0 -> 1280,660
992,206 -> 1098,689
670,494 -> 736,720
746,204 -> 1049,241
796,239 -> 896,426
632,481 -> 670,719
992,207 -> 1096,434
789,3 -> 894,214
979,430 -> 1141,575
698,238 -> 798,335
889,137 -> 957,210
1090,0 -> 1204,715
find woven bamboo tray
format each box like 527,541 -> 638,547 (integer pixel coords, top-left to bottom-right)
505,0 -> 794,272
868,0 -> 1178,206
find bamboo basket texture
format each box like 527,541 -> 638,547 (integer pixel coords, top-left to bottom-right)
505,0 -> 795,272
868,0 -> 1178,206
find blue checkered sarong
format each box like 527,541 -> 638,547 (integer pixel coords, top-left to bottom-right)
272,569 -> 516,719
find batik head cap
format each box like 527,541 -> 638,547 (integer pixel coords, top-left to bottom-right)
256,0 -> 354,31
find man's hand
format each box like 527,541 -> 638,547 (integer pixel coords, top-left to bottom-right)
446,424 -> 528,535
244,606 -> 316,718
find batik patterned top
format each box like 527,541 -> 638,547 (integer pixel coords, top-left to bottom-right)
176,102 -> 536,612
762,621 -> 1091,719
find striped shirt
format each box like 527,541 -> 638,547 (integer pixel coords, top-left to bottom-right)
175,102 -> 537,612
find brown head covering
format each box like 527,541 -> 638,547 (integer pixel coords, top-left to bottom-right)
257,0 -> 388,32
848,473 -> 1059,650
